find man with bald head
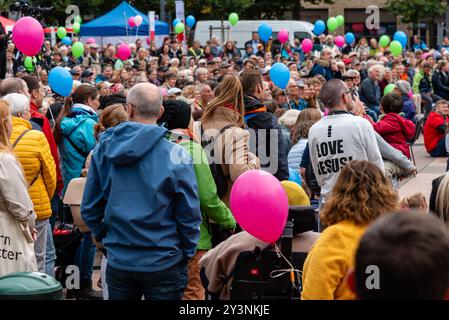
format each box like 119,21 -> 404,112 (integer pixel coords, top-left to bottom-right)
81,83 -> 201,300
308,79 -> 384,203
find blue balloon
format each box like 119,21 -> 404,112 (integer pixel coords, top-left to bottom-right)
270,63 -> 291,90
394,31 -> 408,49
173,19 -> 181,27
313,20 -> 326,36
288,168 -> 302,186
345,32 -> 355,44
49,67 -> 73,97
258,23 -> 272,43
186,15 -> 196,28
62,36 -> 72,45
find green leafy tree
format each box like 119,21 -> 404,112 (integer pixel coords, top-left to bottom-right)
386,0 -> 447,47
243,0 -> 334,20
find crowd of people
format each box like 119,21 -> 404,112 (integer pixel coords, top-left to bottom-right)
1,24 -> 449,300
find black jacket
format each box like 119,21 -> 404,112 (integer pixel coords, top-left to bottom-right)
418,73 -> 433,94
432,70 -> 449,100
244,96 -> 289,181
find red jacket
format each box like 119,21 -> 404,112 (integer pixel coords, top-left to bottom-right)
30,101 -> 63,193
373,112 -> 415,158
423,111 -> 449,153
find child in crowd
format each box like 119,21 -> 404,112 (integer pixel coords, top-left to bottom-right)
373,93 -> 416,180
399,192 -> 428,212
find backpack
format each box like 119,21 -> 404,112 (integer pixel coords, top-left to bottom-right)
200,124 -> 234,198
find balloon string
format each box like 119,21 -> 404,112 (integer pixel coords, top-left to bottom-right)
284,89 -> 291,109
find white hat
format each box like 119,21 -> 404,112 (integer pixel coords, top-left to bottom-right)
168,87 -> 182,95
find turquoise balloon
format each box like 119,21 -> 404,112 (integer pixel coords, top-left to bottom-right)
270,63 -> 290,90
49,67 -> 73,97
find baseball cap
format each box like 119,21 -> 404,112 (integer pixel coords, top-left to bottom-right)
168,87 -> 182,96
295,79 -> 305,87
81,70 -> 94,78
220,62 -> 231,68
262,66 -> 271,75
89,43 -> 99,49
198,59 -> 207,66
70,69 -> 80,76
343,58 -> 352,65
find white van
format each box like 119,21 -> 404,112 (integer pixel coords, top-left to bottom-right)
194,20 -> 315,50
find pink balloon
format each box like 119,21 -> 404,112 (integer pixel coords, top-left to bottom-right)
278,29 -> 289,44
86,38 -> 96,45
335,35 -> 345,48
301,38 -> 313,53
128,17 -> 136,27
230,170 -> 289,243
12,16 -> 44,56
117,43 -> 131,61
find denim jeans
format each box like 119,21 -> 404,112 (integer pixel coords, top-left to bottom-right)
34,219 -> 49,273
74,232 -> 96,284
430,138 -> 449,157
45,222 -> 56,277
106,259 -> 188,300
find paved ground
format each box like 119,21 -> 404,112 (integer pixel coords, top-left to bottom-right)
398,136 -> 447,204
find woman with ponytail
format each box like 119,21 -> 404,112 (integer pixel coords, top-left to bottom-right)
0,100 -> 37,276
54,84 -> 101,300
54,84 -> 100,192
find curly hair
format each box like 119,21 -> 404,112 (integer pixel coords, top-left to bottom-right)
291,120 -> 316,145
94,104 -> 129,140
320,160 -> 399,227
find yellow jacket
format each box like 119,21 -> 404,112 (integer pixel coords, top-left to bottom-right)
301,220 -> 367,300
10,117 -> 56,220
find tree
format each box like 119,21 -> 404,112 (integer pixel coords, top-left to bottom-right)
243,0 -> 334,20
386,0 -> 447,47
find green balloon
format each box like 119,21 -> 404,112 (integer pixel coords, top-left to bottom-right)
327,17 -> 338,32
73,22 -> 81,34
390,40 -> 403,57
72,41 -> 84,58
229,13 -> 239,26
57,27 -> 67,40
379,35 -> 390,48
384,83 -> 396,95
74,15 -> 82,24
24,56 -> 34,71
336,15 -> 344,27
175,22 -> 185,34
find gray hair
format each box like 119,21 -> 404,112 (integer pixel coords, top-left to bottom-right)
195,67 -> 208,79
0,77 -> 28,96
2,93 -> 30,116
278,110 -> 300,128
126,83 -> 162,119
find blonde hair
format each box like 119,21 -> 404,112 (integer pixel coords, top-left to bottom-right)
201,75 -> 245,128
435,173 -> 449,226
0,100 -> 12,153
400,193 -> 428,211
94,104 -> 129,140
321,160 -> 398,227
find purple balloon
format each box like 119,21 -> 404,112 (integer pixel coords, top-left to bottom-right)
230,170 -> 289,243
128,17 -> 136,27
335,35 -> 345,48
12,16 -> 44,57
117,43 -> 131,61
278,29 -> 289,44
301,38 -> 313,53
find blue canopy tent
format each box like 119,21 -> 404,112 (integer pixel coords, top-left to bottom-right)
80,1 -> 169,45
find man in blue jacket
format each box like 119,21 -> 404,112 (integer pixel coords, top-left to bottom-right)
359,65 -> 382,121
81,83 -> 201,300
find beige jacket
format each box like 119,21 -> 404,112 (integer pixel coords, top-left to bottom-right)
0,152 -> 36,238
199,230 -> 320,300
194,107 -> 260,205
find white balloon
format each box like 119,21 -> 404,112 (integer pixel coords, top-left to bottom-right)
134,15 -> 143,27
